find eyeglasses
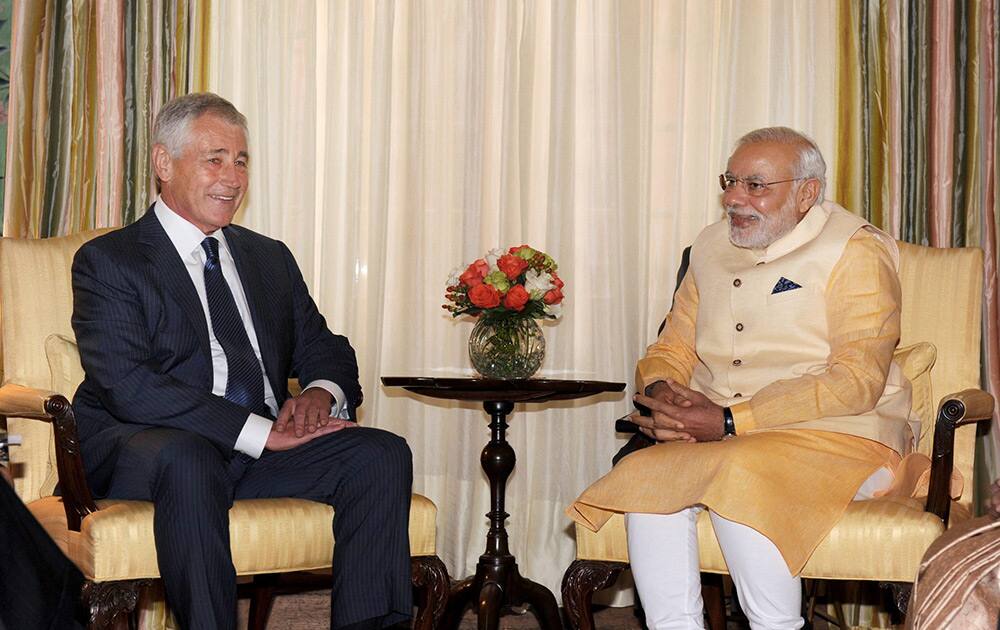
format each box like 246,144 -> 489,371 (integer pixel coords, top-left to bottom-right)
719,174 -> 804,197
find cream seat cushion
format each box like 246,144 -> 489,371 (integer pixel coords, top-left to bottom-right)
574,342 -> 943,582
30,494 -> 438,582
575,496 -> 944,582
37,333 -> 438,581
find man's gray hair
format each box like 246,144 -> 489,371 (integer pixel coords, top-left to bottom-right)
735,126 -> 826,204
153,92 -> 248,157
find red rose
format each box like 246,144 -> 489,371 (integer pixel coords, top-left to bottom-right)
551,272 -> 564,289
468,283 -> 501,308
509,244 -> 530,254
503,285 -> 530,311
497,254 -> 529,279
543,287 -> 563,305
460,259 -> 490,287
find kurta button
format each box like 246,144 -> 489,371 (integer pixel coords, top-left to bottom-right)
735,323 -> 744,331
733,279 -> 742,287
732,359 -> 742,366
734,393 -> 742,397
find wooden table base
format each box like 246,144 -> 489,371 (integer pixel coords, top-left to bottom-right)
443,401 -> 562,630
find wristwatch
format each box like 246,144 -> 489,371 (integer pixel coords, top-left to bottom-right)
722,406 -> 736,438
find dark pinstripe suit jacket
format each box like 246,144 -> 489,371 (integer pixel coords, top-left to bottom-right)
70,208 -> 361,498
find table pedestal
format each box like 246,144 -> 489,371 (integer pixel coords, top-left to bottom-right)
445,401 -> 562,630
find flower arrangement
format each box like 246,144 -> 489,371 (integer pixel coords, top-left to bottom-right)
444,245 -> 564,320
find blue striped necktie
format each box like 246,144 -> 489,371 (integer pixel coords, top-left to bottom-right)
201,237 -> 267,416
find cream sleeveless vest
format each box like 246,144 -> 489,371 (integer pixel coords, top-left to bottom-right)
688,201 -> 917,455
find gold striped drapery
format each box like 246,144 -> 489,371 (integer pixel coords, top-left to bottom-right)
2,0 -> 212,238
836,1 -> 999,626
837,0 -> 999,479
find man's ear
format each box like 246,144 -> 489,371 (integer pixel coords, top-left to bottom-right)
152,144 -> 173,183
797,178 -> 820,213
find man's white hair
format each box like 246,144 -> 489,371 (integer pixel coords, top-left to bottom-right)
735,127 -> 826,204
153,92 -> 248,158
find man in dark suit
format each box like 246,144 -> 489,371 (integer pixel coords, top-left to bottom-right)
71,93 -> 412,630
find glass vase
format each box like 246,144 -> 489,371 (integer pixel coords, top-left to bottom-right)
468,315 -> 545,379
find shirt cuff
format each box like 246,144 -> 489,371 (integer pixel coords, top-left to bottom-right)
234,413 -> 274,459
730,400 -> 755,433
303,380 -> 350,419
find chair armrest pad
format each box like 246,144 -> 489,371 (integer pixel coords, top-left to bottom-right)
939,388 -> 995,426
0,383 -> 59,420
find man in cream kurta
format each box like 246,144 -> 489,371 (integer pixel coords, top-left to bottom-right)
569,128 -> 918,630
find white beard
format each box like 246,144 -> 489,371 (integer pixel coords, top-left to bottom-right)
726,195 -> 800,250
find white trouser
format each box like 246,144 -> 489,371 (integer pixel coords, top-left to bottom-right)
625,467 -> 894,630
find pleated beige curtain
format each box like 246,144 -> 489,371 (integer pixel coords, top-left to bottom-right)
2,0 -> 211,238
207,0 -> 840,602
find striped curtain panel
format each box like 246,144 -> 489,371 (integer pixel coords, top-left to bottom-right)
836,2 -> 999,626
1,0 -> 211,238
838,0 -> 999,486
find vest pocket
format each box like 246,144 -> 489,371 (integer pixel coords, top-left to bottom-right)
766,286 -> 815,305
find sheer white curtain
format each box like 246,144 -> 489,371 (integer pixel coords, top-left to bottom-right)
207,0 -> 839,603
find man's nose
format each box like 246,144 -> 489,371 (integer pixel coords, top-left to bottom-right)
219,163 -> 242,188
722,183 -> 748,207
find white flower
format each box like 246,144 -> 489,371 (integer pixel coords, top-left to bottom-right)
524,268 -> 555,299
543,302 -> 562,318
446,266 -> 462,287
485,248 -> 505,271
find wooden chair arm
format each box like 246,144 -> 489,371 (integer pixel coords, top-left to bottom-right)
0,382 -> 58,418
0,383 -> 98,531
925,388 -> 996,523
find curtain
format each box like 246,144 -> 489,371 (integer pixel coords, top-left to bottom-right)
838,0 -> 999,496
207,0 -> 840,602
835,1 -> 998,627
1,0 -> 211,238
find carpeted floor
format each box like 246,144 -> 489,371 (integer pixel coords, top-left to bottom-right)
238,589 -> 842,628
238,591 -> 645,629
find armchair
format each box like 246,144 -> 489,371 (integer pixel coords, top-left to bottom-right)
561,241 -> 995,629
0,230 -> 451,629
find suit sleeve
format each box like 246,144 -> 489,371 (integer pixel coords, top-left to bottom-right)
72,243 -> 250,452
278,242 -> 363,415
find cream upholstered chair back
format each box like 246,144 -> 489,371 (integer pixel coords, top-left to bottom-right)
896,241 -> 983,509
0,229 -> 113,502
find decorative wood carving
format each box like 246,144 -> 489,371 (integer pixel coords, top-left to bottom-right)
44,394 -> 99,531
82,579 -> 150,629
561,559 -> 627,630
411,555 -> 451,630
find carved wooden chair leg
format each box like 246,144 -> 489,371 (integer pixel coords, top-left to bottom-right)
411,555 -> 451,630
247,573 -> 279,630
82,579 -> 151,630
560,560 -> 627,630
701,573 -> 726,630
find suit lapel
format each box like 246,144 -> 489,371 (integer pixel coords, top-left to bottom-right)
135,208 -> 213,365
224,227 -> 281,395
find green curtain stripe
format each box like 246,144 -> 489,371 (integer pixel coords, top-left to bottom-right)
864,0 -> 886,230
961,0 -> 981,248
951,0 -> 969,247
123,0 -> 139,226
901,0 -> 929,245
80,1 -> 99,235
41,0 -> 73,239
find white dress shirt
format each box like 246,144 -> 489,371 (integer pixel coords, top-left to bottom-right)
154,199 -> 348,458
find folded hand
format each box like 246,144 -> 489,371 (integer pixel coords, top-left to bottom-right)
632,379 -> 725,443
